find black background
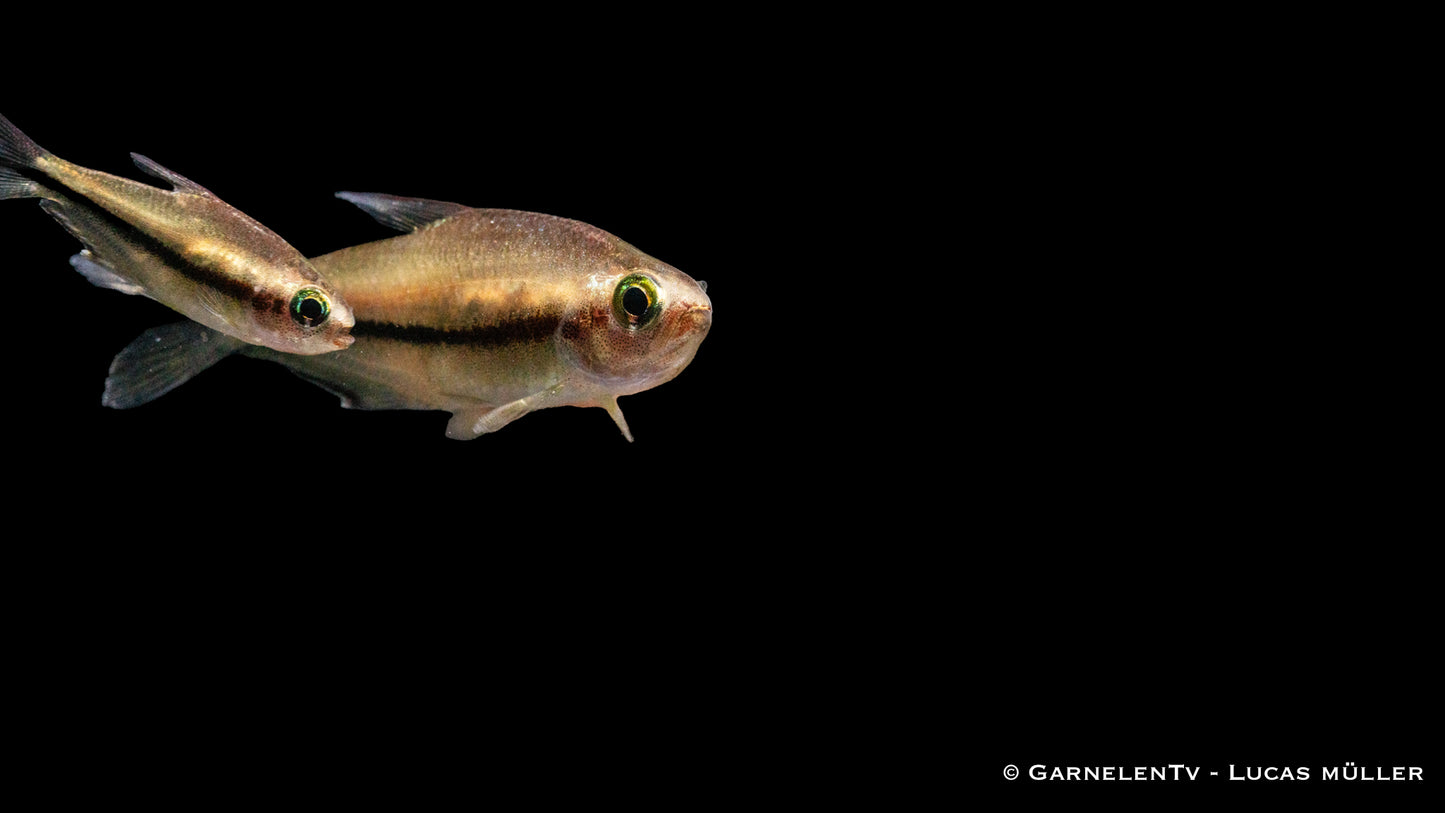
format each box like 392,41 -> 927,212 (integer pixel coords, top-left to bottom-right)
2,11 -> 1432,804
4,18 -> 876,798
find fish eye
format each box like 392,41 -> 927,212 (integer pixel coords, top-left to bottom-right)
290,288 -> 331,328
612,274 -> 660,329
622,286 -> 650,317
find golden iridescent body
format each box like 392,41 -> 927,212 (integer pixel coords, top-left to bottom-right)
106,193 -> 712,440
0,114 -> 354,354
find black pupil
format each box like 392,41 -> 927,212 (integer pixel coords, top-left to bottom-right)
622,285 -> 651,318
295,295 -> 326,325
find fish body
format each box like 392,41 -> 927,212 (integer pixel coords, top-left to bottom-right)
105,193 -> 713,440
0,114 -> 354,354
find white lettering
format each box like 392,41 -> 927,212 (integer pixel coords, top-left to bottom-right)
1323,764 -> 1424,781
1027,764 -> 1211,781
1229,765 -> 1307,781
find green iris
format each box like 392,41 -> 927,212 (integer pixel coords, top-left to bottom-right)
612,274 -> 661,329
290,287 -> 331,328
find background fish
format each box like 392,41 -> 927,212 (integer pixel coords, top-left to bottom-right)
0,113 -> 354,355
102,193 -> 713,441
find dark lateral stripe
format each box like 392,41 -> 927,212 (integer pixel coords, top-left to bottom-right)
23,167 -> 262,303
352,312 -> 562,347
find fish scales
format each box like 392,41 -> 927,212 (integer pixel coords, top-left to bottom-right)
327,209 -> 611,328
260,207 -> 673,421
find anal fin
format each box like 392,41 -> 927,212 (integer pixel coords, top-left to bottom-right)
70,251 -> 147,296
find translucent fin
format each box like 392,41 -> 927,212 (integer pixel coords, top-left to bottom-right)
446,398 -> 535,440
442,382 -> 571,440
70,252 -> 146,296
0,113 -> 44,169
0,113 -> 47,200
129,153 -> 215,196
39,198 -> 108,263
41,199 -> 157,295
194,283 -> 236,326
604,397 -> 635,442
0,169 -> 40,200
335,191 -> 471,232
103,321 -> 244,409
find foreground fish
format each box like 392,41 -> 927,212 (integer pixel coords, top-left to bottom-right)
103,192 -> 712,440
0,114 -> 354,354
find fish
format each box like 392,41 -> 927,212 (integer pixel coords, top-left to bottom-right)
102,192 -> 713,441
0,113 -> 354,354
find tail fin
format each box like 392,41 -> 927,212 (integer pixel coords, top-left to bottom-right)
0,113 -> 47,200
103,319 -> 244,409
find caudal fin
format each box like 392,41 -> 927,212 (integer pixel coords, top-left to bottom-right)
0,113 -> 47,200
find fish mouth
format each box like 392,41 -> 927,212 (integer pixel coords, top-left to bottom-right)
334,333 -> 356,349
685,303 -> 713,331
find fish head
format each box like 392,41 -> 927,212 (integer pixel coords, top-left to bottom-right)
285,281 -> 356,353
250,269 -> 357,355
559,256 -> 712,395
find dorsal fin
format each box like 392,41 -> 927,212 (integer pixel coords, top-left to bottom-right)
335,191 -> 471,232
129,153 -> 215,196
